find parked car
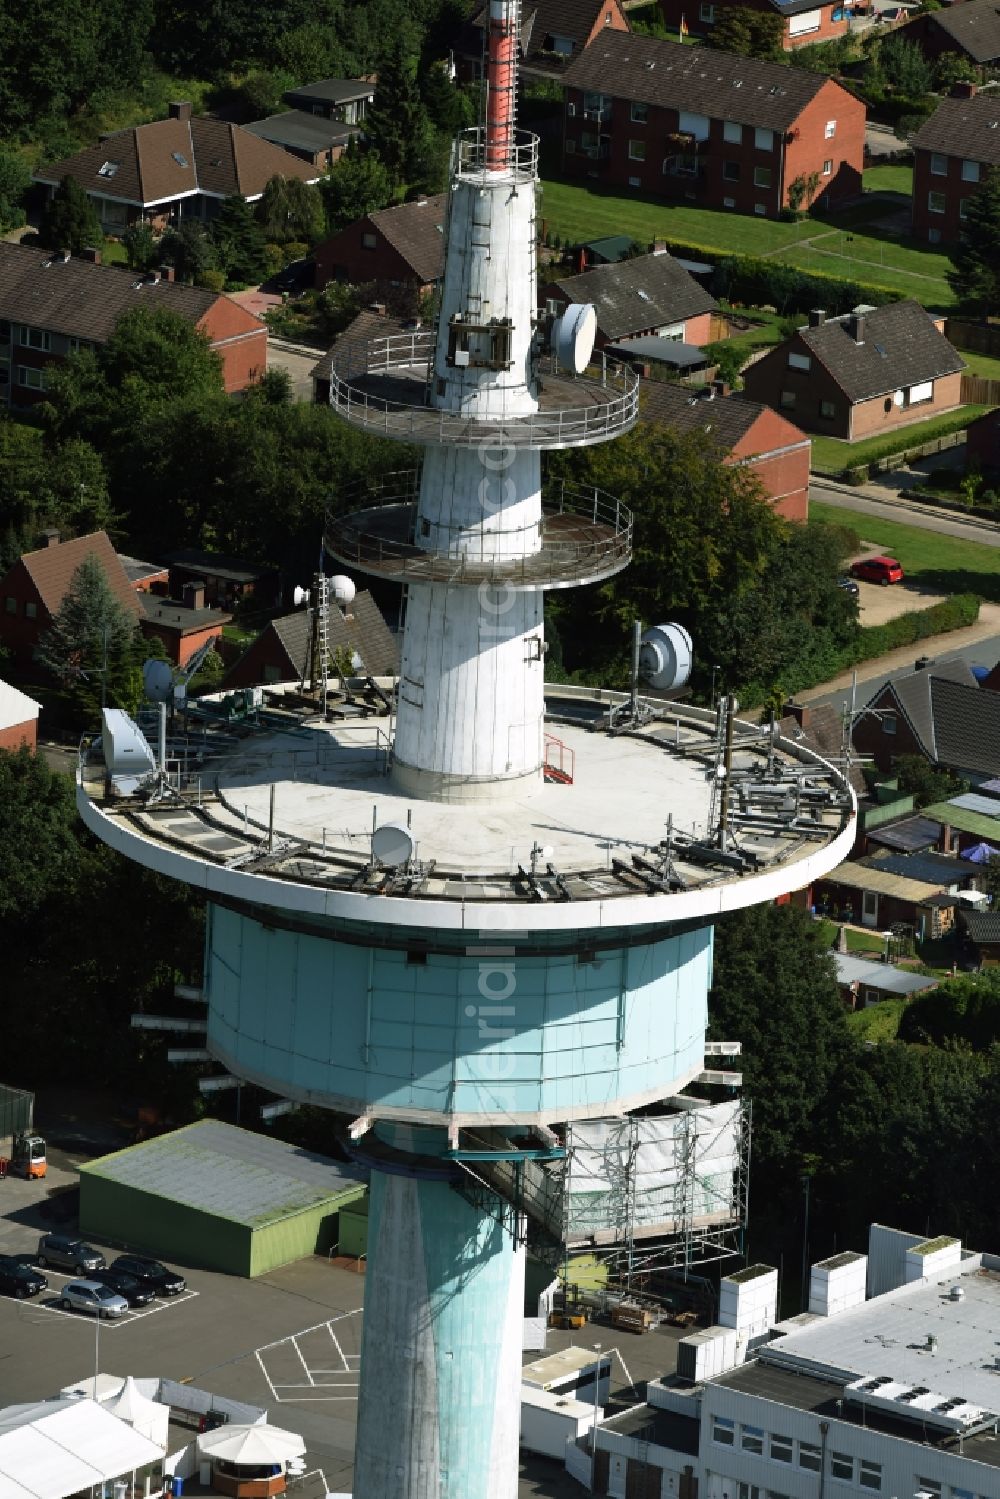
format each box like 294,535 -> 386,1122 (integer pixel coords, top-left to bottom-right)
36,1234 -> 106,1273
849,555 -> 904,586
88,1267 -> 155,1307
837,574 -> 860,599
60,1279 -> 129,1318
109,1254 -> 186,1296
0,1255 -> 47,1299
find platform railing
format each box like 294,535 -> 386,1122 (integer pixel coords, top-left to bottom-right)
453,125 -> 539,182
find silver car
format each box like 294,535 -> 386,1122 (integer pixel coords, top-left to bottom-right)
60,1279 -> 129,1318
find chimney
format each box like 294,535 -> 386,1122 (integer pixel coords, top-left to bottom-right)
160,263 -> 175,283
182,581 -> 206,611
712,378 -> 730,398
168,101 -> 192,121
782,699 -> 812,729
950,80 -> 977,99
144,269 -> 161,286
79,246 -> 102,265
809,308 -> 826,328
41,528 -> 60,548
848,310 -> 865,344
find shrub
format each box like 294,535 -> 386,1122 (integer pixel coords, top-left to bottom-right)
844,465 -> 869,486
712,255 -> 902,316
195,268 -> 227,293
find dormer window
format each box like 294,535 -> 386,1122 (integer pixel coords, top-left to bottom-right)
172,151 -> 189,167
98,161 -> 120,178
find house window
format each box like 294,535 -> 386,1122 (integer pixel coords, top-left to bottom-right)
930,152 -> 948,176
917,1483 -> 942,1499
17,367 -> 47,390
67,337 -> 93,354
0,320 -> 9,344
18,326 -> 51,351
629,140 -> 646,161
723,196 -> 736,208
882,713 -> 896,735
859,1462 -> 882,1491
679,110 -> 710,140
741,1426 -> 764,1457
780,389 -> 796,409
631,101 -> 648,123
565,138 -> 576,152
700,1 -> 716,19
723,161 -> 740,181
962,159 -> 980,183
264,664 -> 282,683
928,191 -> 946,214
789,7 -> 821,33
820,399 -> 836,419
825,119 -> 836,138
754,166 -> 772,188
788,351 -> 811,371
831,1454 -> 854,1483
928,227 -> 942,244
908,379 -> 933,405
755,203 -> 766,215
755,127 -> 774,151
960,197 -> 970,220
799,1443 -> 821,1471
361,231 -> 378,249
712,1417 -> 735,1446
823,159 -> 833,176
629,176 -> 641,187
24,601 -> 36,619
724,120 -> 742,144
769,1436 -> 793,1464
4,597 -> 15,614
738,1487 -> 762,1499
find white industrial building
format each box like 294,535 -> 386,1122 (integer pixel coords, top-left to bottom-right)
573,1225 -> 1000,1499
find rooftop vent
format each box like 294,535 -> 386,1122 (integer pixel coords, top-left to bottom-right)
949,1285 -> 965,1302
171,151 -> 189,167
97,160 -> 120,179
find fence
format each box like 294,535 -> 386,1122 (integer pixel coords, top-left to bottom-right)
946,319 -> 1000,361
960,374 -> 1000,406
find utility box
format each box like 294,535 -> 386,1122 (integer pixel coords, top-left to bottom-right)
676,1325 -> 739,1382
520,1385 -> 599,1458
719,1264 -> 778,1345
809,1251 -> 867,1317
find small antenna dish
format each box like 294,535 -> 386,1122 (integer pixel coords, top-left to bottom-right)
640,623 -> 693,691
330,574 -> 356,606
553,303 -> 597,374
372,822 -> 415,867
293,585 -> 311,607
142,659 -> 174,703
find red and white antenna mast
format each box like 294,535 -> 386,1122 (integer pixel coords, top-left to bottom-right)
485,0 -> 519,169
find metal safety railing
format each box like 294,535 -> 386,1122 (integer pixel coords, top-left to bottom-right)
453,125 -> 539,183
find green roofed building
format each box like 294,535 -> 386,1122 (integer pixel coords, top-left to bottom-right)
78,1120 -> 366,1277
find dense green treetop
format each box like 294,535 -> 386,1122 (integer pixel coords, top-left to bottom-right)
949,169 -> 1000,318
39,175 -> 103,255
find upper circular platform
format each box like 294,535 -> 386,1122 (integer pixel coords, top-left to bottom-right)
325,474 -> 632,590
328,329 -> 639,450
453,125 -> 539,184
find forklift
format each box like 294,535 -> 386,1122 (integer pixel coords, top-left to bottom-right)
5,1132 -> 47,1180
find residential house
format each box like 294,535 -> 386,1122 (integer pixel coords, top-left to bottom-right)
160,550 -> 280,612
814,860 -> 955,939
903,0 -> 1000,71
921,795 -> 1000,853
244,112 -> 359,171
282,78 -> 375,124
539,249 -> 718,350
118,555 -> 170,593
0,242 -> 267,405
852,656 -> 1000,782
911,90 -> 1000,245
0,679 -> 41,751
658,0 -> 849,50
959,907 -> 1000,966
742,302 -> 965,441
138,582 -> 231,669
32,101 -> 319,235
313,195 -> 446,299
560,32 -> 864,215
223,592 -> 398,688
865,812 -> 945,856
455,0 -> 630,83
834,951 -> 938,1008
0,530 -> 142,669
965,404 -> 1000,473
638,381 -> 812,521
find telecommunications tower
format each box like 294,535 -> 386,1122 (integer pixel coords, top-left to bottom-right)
79,7 -> 855,1495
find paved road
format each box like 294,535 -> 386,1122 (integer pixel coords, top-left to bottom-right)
810,479 -> 1000,548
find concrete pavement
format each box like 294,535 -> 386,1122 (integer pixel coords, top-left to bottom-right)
811,477 -> 1000,547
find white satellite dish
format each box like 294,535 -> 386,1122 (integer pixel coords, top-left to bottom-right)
330,574 -> 357,606
293,585 -> 310,607
142,658 -> 174,703
372,822 -> 415,867
639,623 -> 693,691
553,303 -> 597,374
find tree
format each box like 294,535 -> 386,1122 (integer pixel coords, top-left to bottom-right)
366,39 -> 436,185
0,145 -> 30,234
320,140 -> 394,235
39,176 -> 102,254
873,33 -> 934,97
949,169 -> 1000,316
121,221 -> 157,271
421,60 -> 472,136
893,753 -> 967,808
210,195 -> 269,285
157,221 -> 218,283
935,50 -> 978,90
0,745 -> 81,922
256,175 -> 326,246
36,552 -> 143,711
707,6 -> 785,60
702,341 -> 746,390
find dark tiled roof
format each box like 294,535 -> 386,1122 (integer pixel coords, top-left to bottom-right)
931,675 -> 1000,777
912,93 -> 1000,166
961,908 -> 1000,945
640,381 -> 768,446
0,242 -> 222,344
563,31 -> 834,130
244,112 -> 358,154
163,549 -> 271,584
311,310 -> 409,384
269,593 -> 398,678
864,851 -> 977,885
864,656 -> 978,758
471,0 -> 622,65
15,531 -> 141,621
35,115 -> 318,207
550,252 -> 717,342
778,703 -> 867,797
139,594 -> 231,634
866,815 -> 942,853
926,0 -> 1000,64
283,79 -> 375,106
798,301 -> 965,404
365,195 -> 447,284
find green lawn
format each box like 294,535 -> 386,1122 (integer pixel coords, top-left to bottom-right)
863,163 -> 914,196
810,498 -> 1000,600
809,405 -> 991,477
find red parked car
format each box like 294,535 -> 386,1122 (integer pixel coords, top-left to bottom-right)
850,556 -> 904,586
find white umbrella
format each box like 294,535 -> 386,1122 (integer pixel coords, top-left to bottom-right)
197,1422 -> 306,1466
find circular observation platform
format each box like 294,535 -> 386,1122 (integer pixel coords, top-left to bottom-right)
325,476 -> 632,589
328,329 -> 639,450
453,126 -> 539,185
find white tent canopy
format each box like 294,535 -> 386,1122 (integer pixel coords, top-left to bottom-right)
0,1399 -> 163,1499
197,1422 -> 306,1466
104,1377 -> 170,1448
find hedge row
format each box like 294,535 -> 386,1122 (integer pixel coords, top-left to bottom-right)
712,255 -> 904,317
853,593 -> 981,664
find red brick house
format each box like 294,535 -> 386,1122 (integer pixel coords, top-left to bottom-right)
138,583 -> 231,668
560,32 -> 864,215
639,381 -> 812,521
0,242 -> 267,405
33,102 -> 319,234
850,657 -> 1000,781
540,250 -> 718,349
910,91 -> 1000,246
0,531 -> 142,669
313,195 -> 446,299
223,591 -> 397,688
161,550 -> 279,612
742,302 -> 965,441
658,0 -> 848,51
0,680 -> 41,752
901,0 -> 1000,71
455,0 -> 630,83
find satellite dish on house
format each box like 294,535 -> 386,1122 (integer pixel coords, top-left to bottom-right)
293,585 -> 311,607
553,303 -> 597,374
142,659 -> 174,703
639,624 -> 693,691
330,575 -> 357,606
372,822 -> 415,868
